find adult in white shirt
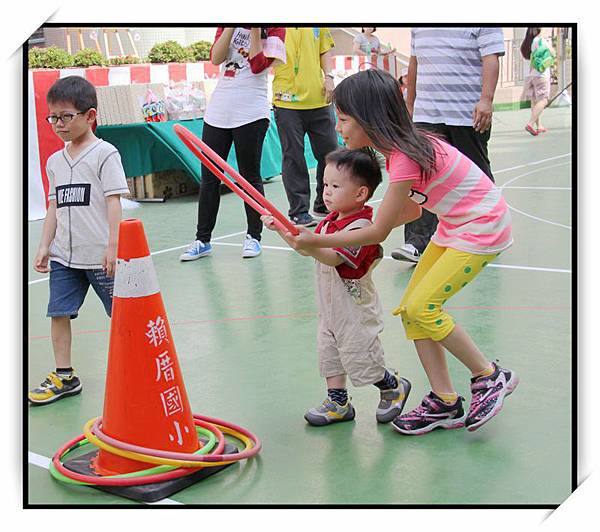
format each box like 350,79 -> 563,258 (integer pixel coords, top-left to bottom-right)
180,27 -> 286,261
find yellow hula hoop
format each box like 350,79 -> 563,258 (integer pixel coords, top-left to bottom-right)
83,418 -> 253,469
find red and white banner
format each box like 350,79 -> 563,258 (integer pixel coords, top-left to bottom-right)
28,56 -> 397,220
332,53 -> 398,79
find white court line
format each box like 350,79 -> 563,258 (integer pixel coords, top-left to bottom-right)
502,186 -> 571,190
507,204 -> 571,230
27,231 -> 248,285
27,451 -> 183,505
27,235 -> 572,284
484,263 -> 571,274
210,242 -> 571,273
499,161 -> 571,189
494,153 -> 571,175
498,161 -> 572,229
149,230 -> 246,256
28,151 -> 572,287
28,451 -> 51,469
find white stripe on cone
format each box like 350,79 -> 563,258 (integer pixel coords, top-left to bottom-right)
113,256 -> 160,298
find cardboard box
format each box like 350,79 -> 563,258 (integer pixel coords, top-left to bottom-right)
125,177 -> 136,197
141,170 -> 198,199
96,86 -> 110,125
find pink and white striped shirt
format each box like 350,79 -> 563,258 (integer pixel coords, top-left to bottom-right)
386,139 -> 513,254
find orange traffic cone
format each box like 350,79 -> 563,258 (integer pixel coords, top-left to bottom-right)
92,219 -> 199,475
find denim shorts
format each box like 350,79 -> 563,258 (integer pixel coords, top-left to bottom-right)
47,261 -> 114,319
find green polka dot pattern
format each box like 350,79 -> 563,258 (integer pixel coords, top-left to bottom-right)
464,266 -> 472,274
444,285 -> 452,293
428,304 -> 435,310
436,319 -> 443,326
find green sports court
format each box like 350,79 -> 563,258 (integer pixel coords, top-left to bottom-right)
27,106 -> 573,506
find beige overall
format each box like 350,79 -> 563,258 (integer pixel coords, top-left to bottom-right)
315,218 -> 387,387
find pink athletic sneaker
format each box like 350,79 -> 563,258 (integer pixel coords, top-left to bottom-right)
391,392 -> 466,435
465,362 -> 519,432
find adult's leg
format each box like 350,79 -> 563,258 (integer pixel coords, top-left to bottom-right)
446,125 -> 494,181
274,107 -> 310,218
402,122 -> 445,252
305,105 -> 339,213
404,209 -> 439,254
232,118 -> 270,241
528,76 -> 550,130
530,98 -> 548,128
196,123 -> 234,242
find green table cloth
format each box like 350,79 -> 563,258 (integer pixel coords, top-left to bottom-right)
96,113 -> 326,183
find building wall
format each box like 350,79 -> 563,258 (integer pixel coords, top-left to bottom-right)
42,27 -> 217,59
38,26 -> 571,104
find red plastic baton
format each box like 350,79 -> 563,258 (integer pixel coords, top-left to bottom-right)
173,124 -> 299,235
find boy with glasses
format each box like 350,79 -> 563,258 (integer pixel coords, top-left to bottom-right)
29,76 -> 130,405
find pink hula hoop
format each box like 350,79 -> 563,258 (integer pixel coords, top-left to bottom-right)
91,414 -> 262,462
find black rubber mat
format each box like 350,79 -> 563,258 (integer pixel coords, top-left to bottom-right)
63,443 -> 238,503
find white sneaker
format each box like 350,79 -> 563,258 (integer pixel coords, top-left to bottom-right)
391,243 -> 420,263
242,235 -> 262,258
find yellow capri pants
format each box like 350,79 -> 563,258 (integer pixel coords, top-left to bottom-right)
393,242 -> 499,341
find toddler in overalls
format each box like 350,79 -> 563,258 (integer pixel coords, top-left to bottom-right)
264,148 -> 412,425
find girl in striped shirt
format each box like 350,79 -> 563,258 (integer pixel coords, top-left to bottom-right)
288,69 -> 519,435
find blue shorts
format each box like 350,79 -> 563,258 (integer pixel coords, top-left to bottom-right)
47,261 -> 114,319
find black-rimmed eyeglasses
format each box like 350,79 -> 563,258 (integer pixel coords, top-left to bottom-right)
45,112 -> 86,124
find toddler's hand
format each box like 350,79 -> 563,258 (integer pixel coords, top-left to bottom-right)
261,215 -> 278,231
285,225 -> 315,250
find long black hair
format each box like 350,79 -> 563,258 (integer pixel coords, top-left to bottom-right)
520,27 -> 542,60
332,68 -> 438,181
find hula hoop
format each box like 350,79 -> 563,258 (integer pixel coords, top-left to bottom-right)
87,417 -> 258,467
52,415 -> 261,486
51,419 -> 226,487
173,124 -> 299,236
49,424 -> 217,486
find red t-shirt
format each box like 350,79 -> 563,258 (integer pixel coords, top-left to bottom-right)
315,206 -> 383,280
